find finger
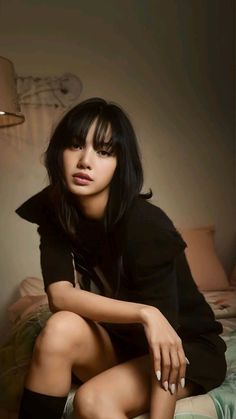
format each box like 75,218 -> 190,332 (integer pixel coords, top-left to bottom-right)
178,348 -> 187,389
151,344 -> 162,382
160,345 -> 171,391
185,356 -> 190,365
168,346 -> 180,395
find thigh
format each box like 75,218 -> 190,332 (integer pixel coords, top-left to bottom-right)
74,354 -> 202,419
71,316 -> 121,382
74,354 -> 152,418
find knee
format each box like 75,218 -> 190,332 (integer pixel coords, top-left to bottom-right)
73,385 -> 116,419
33,311 -> 87,361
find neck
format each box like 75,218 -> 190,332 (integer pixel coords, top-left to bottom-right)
76,191 -> 109,220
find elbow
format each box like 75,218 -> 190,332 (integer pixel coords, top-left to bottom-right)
47,293 -> 63,313
46,282 -> 74,313
48,297 -> 60,313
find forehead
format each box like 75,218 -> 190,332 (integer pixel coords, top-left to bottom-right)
85,118 -> 112,144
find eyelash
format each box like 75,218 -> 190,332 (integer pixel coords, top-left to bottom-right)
70,144 -> 82,150
70,144 -> 112,157
97,150 -> 112,157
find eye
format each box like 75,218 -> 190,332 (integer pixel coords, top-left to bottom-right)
97,149 -> 112,157
70,144 -> 83,150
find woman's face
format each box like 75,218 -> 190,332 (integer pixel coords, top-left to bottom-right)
62,119 -> 117,211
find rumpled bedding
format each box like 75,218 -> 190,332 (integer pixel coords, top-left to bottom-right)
0,304 -> 51,409
203,289 -> 236,319
208,320 -> 236,419
202,290 -> 236,418
1,286 -> 236,418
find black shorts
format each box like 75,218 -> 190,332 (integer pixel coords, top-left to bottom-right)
100,322 -> 227,393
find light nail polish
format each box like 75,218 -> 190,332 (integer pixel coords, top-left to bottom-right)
180,378 -> 185,388
185,356 -> 190,365
156,370 -> 161,381
163,381 -> 169,391
170,383 -> 176,394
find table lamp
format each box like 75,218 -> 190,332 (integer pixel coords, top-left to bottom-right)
0,56 -> 25,127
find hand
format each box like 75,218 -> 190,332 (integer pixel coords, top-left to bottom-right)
140,306 -> 187,394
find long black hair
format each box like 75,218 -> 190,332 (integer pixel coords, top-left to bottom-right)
45,97 -> 152,237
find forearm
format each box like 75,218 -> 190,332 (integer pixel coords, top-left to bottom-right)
48,282 -> 149,324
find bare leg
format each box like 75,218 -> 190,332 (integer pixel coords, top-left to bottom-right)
25,310 -> 200,418
25,310 -> 120,396
149,368 -> 203,419
73,355 -> 151,418
149,370 -> 176,419
74,354 -> 201,419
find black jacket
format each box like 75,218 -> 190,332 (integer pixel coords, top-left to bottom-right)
16,186 -> 223,339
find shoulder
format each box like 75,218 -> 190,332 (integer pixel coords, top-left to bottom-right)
128,198 -> 176,230
15,186 -> 54,225
124,198 -> 187,264
126,197 -> 182,239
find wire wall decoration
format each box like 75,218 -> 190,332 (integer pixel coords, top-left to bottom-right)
16,73 -> 83,108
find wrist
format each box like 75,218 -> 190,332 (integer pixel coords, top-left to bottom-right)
139,305 -> 159,326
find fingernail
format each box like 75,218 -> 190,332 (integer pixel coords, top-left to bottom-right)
170,383 -> 176,394
163,381 -> 168,391
185,356 -> 190,365
156,370 -> 161,381
180,377 -> 185,388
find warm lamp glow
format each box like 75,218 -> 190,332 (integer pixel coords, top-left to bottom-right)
0,56 -> 25,127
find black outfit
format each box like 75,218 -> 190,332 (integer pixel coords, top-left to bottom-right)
16,186 -> 227,393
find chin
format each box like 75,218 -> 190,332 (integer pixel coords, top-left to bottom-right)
69,185 -> 92,196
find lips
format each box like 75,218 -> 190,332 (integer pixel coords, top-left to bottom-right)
72,172 -> 93,186
73,172 -> 93,181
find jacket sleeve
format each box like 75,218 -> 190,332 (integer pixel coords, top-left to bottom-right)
15,187 -> 75,291
124,212 -> 187,331
37,222 -> 75,291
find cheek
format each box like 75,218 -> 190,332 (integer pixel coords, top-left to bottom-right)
107,160 -> 117,181
111,157 -> 117,173
62,151 -> 73,175
61,154 -> 67,176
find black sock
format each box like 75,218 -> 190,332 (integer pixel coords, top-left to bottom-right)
18,387 -> 68,419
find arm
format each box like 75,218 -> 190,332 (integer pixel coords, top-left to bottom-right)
47,280 -> 149,324
123,210 -> 188,393
38,220 -> 152,324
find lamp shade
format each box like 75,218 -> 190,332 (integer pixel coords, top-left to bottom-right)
0,56 -> 25,127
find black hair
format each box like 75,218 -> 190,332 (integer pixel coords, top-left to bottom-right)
44,97 -> 152,237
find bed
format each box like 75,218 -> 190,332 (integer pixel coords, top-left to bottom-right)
0,225 -> 236,419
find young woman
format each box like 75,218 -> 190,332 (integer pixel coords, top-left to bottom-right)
16,98 -> 226,419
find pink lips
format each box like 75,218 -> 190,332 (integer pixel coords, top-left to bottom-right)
73,172 -> 93,186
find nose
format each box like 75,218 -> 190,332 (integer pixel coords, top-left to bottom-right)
77,147 -> 92,169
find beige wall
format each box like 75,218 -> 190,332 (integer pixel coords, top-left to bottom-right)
0,0 -> 235,338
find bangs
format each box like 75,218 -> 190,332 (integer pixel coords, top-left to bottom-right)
65,111 -> 118,155
93,116 -> 117,153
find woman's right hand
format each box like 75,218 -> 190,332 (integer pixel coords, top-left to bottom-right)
140,305 -> 187,395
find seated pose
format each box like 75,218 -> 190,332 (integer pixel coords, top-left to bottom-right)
16,98 -> 226,419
